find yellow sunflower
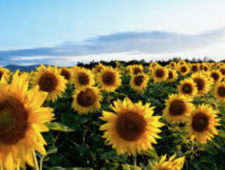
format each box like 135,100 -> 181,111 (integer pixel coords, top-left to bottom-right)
167,69 -> 178,82
202,64 -> 210,72
0,70 -> 54,170
152,66 -> 168,83
177,78 -> 198,99
30,64 -> 67,102
92,63 -> 106,75
149,62 -> 160,74
73,67 -> 95,89
96,66 -> 122,92
71,66 -> 80,73
59,66 -> 74,84
186,104 -> 220,144
177,60 -> 186,66
169,61 -> 177,69
128,64 -> 143,76
71,85 -> 102,114
191,73 -> 210,96
149,62 -> 160,70
179,64 -> 189,76
163,94 -> 194,124
130,73 -> 149,93
210,70 -> 223,84
190,63 -> 199,73
201,71 -> 214,88
219,67 -> 225,77
0,67 -> 11,82
214,82 -> 225,103
151,154 -> 185,170
100,97 -> 164,155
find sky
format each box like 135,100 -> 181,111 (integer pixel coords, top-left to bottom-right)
0,0 -> 225,66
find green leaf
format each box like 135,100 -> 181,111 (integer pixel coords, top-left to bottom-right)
45,122 -> 75,132
144,148 -> 158,159
47,145 -> 58,155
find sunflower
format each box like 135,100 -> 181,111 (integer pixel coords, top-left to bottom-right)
169,61 -> 177,69
0,67 -> 11,82
177,60 -> 186,66
96,66 -> 122,92
190,63 -> 199,73
115,61 -> 121,70
214,82 -> 225,103
179,64 -> 189,76
167,69 -> 178,82
219,67 -> 225,77
151,154 -> 185,170
73,67 -> 95,89
100,97 -> 164,155
59,66 -> 74,84
186,104 -> 220,144
177,78 -> 198,99
149,62 -> 160,75
152,66 -> 168,83
72,86 -> 102,114
201,71 -> 214,88
150,62 -> 160,70
30,64 -> 67,102
92,63 -> 106,75
128,64 -> 143,76
191,73 -> 210,96
210,70 -> 223,84
130,73 -> 149,93
163,94 -> 194,124
71,66 -> 80,73
0,70 -> 54,170
202,64 -> 210,72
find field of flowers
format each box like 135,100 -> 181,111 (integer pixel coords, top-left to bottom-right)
0,59 -> 225,170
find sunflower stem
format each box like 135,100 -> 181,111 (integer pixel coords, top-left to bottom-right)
32,149 -> 40,170
133,153 -> 137,166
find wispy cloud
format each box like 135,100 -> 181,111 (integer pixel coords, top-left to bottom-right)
0,28 -> 225,59
1,28 -> 225,67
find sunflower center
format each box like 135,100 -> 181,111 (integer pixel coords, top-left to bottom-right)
191,112 -> 209,132
0,109 -> 14,127
133,68 -> 142,75
77,88 -> 96,107
134,75 -> 144,86
220,68 -> 225,75
60,70 -> 71,80
191,66 -> 197,72
155,69 -> 164,78
181,66 -> 187,72
182,84 -> 192,94
116,112 -> 146,141
169,100 -> 186,116
0,71 -> 3,79
39,73 -> 58,92
218,86 -> 225,97
203,67 -> 208,71
0,97 -> 28,145
78,73 -> 90,85
211,72 -> 219,81
102,72 -> 116,85
97,66 -> 103,72
193,78 -> 205,91
168,71 -> 173,79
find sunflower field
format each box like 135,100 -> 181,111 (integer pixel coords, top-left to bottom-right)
0,59 -> 225,170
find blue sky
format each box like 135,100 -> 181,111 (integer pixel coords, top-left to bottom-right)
1,0 -> 225,66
